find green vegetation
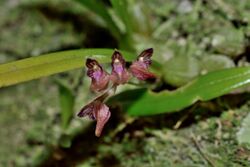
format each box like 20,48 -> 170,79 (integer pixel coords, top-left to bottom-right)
0,0 -> 250,166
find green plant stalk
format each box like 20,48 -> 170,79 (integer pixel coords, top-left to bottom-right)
0,49 -> 134,88
110,0 -> 136,51
57,80 -> 75,130
75,0 -> 121,39
109,66 -> 250,116
110,0 -> 132,35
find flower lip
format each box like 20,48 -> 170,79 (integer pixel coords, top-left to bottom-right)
95,103 -> 111,137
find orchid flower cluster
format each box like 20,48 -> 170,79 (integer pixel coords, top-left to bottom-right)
77,48 -> 156,137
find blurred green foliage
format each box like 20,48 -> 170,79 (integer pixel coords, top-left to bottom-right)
237,112 -> 250,145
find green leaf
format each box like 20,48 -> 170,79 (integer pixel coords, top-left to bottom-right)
109,66 -> 250,116
237,112 -> 250,145
57,80 -> 75,130
0,49 -> 134,88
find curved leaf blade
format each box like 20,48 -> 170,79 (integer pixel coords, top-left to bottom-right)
56,80 -> 75,130
0,49 -> 134,88
109,67 -> 250,116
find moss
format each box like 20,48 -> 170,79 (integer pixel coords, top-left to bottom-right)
78,102 -> 250,167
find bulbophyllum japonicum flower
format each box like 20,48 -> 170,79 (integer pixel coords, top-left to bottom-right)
129,48 -> 156,80
110,50 -> 130,85
78,48 -> 156,137
86,58 -> 110,93
77,90 -> 111,137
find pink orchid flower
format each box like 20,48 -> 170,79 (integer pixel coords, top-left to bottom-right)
77,91 -> 111,137
86,58 -> 110,93
130,48 -> 156,80
78,48 -> 156,137
110,50 -> 130,85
